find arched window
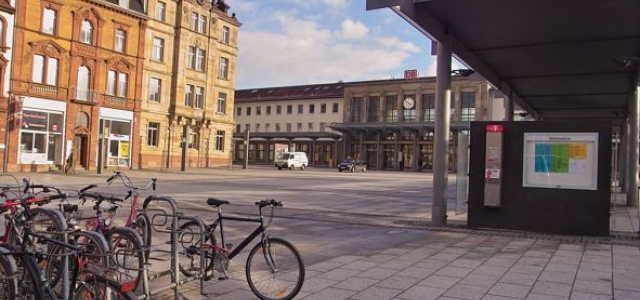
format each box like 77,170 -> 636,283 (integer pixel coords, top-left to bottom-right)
77,66 -> 90,100
0,18 -> 5,48
81,20 -> 93,44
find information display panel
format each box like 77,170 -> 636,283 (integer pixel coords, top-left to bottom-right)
522,132 -> 598,190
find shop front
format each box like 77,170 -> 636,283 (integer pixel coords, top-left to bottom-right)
18,98 -> 66,166
98,108 -> 133,168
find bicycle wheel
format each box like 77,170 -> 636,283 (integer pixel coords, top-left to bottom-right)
246,237 -> 304,300
0,246 -> 17,299
103,227 -> 145,290
0,244 -> 45,300
132,214 -> 152,260
74,280 -> 136,300
177,220 -> 215,279
46,231 -> 110,289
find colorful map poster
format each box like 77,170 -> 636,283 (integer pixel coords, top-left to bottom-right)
523,133 -> 598,190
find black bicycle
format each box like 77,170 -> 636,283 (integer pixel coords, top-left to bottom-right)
177,199 -> 304,300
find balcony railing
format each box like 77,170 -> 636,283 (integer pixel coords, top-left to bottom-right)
31,83 -> 58,96
70,87 -> 97,103
103,94 -> 134,109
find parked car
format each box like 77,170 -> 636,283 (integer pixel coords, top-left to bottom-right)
337,158 -> 367,172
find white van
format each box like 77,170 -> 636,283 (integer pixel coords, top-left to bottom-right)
275,152 -> 309,170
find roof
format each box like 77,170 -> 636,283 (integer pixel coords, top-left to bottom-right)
235,83 -> 344,102
367,0 -> 640,127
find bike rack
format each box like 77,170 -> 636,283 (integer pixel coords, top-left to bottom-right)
138,195 -> 208,300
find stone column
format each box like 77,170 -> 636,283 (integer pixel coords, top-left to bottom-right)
432,38 -> 452,226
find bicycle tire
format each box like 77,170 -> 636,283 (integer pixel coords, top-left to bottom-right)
0,243 -> 45,300
177,220 -> 215,279
132,213 -> 152,260
74,279 -> 136,300
246,237 -> 305,300
0,246 -> 17,299
103,227 -> 145,290
46,231 -> 110,289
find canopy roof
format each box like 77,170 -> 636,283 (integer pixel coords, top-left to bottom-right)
367,0 -> 640,126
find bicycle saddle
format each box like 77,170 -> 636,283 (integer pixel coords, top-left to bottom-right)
207,198 -> 229,207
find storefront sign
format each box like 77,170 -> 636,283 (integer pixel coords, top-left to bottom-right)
22,110 -> 48,131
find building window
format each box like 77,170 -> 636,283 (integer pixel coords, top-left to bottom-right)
184,84 -> 193,107
152,37 -> 164,61
276,105 -> 282,114
275,123 -> 281,132
187,132 -> 198,149
187,46 -> 196,69
150,78 -> 161,102
256,106 -> 261,115
320,122 -> 327,132
309,104 -> 315,114
297,104 -> 303,114
115,29 -> 126,53
255,123 -> 260,132
80,20 -> 93,44
217,92 -> 226,114
461,92 -> 476,121
215,130 -> 225,151
107,70 -> 129,97
32,55 -> 58,86
199,15 -> 207,34
368,96 -> 380,122
219,57 -> 229,79
265,123 -> 271,132
191,12 -> 198,31
266,106 -> 271,115
42,7 -> 57,35
245,124 -> 249,131
236,107 -> 241,116
332,103 -> 339,113
351,97 -> 364,123
155,2 -> 166,21
196,49 -> 206,71
76,66 -> 90,100
385,95 -> 398,122
286,105 -> 292,114
321,103 -> 327,113
422,94 -> 435,122
308,122 -> 314,130
222,26 -> 230,44
195,86 -> 204,109
284,123 -> 291,132
235,124 -> 240,133
246,107 -> 251,116
297,123 -> 302,131
147,122 -> 159,147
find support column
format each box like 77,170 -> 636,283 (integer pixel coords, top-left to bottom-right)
312,139 -> 316,167
242,128 -> 249,170
627,85 -> 639,206
359,132 -> 364,161
432,37 -> 452,226
394,131 -> 400,170
413,130 -> 419,171
376,132 -> 382,170
504,90 -> 514,121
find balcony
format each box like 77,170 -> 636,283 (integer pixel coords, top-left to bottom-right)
103,94 -> 134,110
30,83 -> 58,96
70,87 -> 97,104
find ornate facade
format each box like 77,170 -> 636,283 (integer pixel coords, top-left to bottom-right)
0,0 -> 15,172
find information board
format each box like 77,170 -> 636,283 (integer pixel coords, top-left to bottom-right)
522,132 -> 598,190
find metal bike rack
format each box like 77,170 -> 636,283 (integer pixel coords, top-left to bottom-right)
138,195 -> 208,300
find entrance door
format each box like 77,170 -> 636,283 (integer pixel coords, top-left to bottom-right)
74,135 -> 89,170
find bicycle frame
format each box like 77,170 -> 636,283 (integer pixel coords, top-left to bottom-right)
213,210 -> 268,260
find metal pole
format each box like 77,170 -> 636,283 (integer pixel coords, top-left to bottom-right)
3,95 -> 11,173
243,128 -> 249,169
181,125 -> 188,172
97,120 -> 103,174
432,37 -> 452,226
627,85 -> 639,206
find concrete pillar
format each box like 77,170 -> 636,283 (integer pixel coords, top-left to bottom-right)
504,90 -> 514,121
398,90 -> 405,123
394,130 -> 400,170
413,130 -> 419,171
416,90 -> 424,122
432,37 -> 452,226
311,139 -> 316,167
376,132 -> 382,170
627,85 -> 639,206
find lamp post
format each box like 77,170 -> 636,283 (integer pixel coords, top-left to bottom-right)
3,94 -> 13,173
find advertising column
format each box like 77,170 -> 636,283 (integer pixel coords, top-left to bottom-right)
99,108 -> 133,167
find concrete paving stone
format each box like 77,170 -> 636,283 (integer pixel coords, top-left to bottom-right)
525,294 -> 567,300
455,242 -> 481,249
435,266 -> 474,278
415,258 -> 450,269
396,252 -> 431,262
614,290 -> 640,300
583,250 -> 611,258
331,277 -> 380,292
201,278 -> 247,295
356,267 -> 399,280
443,283 -> 491,300
481,296 -> 521,300
578,262 -> 612,273
380,247 -> 414,255
362,254 -> 398,263
544,263 -> 578,274
517,257 -> 550,267
430,252 -> 463,262
483,257 -> 518,268
327,255 -> 366,264
307,261 -> 344,272
549,256 -> 581,266
575,270 -> 611,282
538,270 -> 576,284
553,250 -> 583,258
342,260 -> 380,271
612,260 -> 640,271
499,271 -> 539,286
580,255 -> 612,265
460,273 -> 501,287
316,268 -> 362,281
466,250 -> 499,259
393,267 -> 438,279
531,281 -> 572,298
375,275 -> 422,290
613,278 -> 640,292
303,269 -> 324,279
350,286 -> 402,300
395,285 -> 447,300
300,287 -> 357,300
572,280 -> 612,296
612,245 -> 640,256
450,258 -> 485,269
488,283 -> 533,299
209,289 -> 258,300
612,269 -> 640,281
509,264 -> 545,275
378,258 -> 420,270
524,250 -> 554,259
495,253 -> 525,260
300,277 -> 340,293
568,292 -> 612,300
417,274 -> 461,289
474,265 -> 510,276
558,244 -> 585,252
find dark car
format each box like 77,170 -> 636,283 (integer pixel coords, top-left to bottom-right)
337,158 -> 367,172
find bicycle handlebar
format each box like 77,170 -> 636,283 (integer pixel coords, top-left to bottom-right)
80,191 -> 125,203
255,199 -> 283,208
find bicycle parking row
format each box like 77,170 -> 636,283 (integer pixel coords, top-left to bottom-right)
0,171 -> 305,300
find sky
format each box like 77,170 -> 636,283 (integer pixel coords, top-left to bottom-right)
225,0 -> 463,89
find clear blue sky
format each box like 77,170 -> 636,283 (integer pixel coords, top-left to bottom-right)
226,0 -> 462,89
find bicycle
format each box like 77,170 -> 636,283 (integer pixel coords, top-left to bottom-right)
177,198 -> 305,300
0,186 -> 136,300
